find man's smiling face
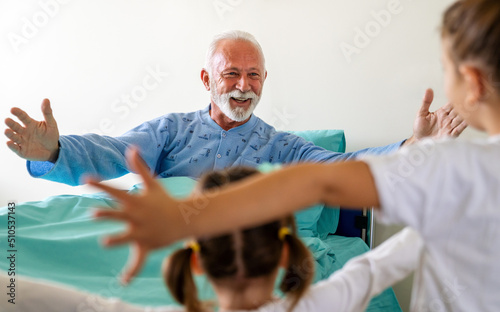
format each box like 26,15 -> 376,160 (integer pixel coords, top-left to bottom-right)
209,39 -> 267,122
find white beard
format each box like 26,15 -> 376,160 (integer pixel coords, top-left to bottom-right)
210,81 -> 261,122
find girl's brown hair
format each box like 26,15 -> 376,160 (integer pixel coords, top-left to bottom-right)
164,167 -> 314,312
442,0 -> 500,92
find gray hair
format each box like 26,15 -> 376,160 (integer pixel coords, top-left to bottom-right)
204,30 -> 266,76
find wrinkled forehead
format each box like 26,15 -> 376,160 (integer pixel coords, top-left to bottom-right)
212,39 -> 265,73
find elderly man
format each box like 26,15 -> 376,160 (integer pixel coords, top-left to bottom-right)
4,30 -> 464,186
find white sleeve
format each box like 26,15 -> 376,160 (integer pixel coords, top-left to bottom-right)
291,227 -> 423,312
362,139 -> 449,231
0,274 -> 182,312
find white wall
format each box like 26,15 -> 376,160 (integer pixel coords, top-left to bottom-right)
0,0 -> 482,310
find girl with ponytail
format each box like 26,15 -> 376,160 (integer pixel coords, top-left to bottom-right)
164,167 -> 314,312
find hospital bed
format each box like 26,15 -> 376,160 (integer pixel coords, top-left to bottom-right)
0,130 -> 401,311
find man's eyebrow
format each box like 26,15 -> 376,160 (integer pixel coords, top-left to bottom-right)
247,67 -> 262,72
222,67 -> 241,72
221,67 -> 262,72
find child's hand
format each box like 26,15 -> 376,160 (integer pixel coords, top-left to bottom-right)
86,147 -> 185,285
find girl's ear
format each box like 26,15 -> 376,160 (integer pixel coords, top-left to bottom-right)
190,251 -> 204,275
460,64 -> 487,106
279,242 -> 290,269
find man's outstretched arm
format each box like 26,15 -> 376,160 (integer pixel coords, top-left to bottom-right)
5,98 -> 164,186
298,88 -> 467,163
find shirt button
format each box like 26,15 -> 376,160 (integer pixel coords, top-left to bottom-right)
222,132 -> 226,137
217,154 -> 222,159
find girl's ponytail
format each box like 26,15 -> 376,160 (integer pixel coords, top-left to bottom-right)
280,216 -> 314,311
164,168 -> 315,312
164,247 -> 203,312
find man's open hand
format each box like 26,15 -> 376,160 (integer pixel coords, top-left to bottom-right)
4,99 -> 60,162
405,89 -> 468,145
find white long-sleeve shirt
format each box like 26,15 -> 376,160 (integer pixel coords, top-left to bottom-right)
365,136 -> 500,311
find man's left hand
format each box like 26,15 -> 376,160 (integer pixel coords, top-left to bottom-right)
404,88 -> 467,146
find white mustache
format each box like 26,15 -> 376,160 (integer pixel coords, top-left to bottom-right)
226,90 -> 258,101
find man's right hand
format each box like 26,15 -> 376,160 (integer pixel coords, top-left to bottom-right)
4,98 -> 60,163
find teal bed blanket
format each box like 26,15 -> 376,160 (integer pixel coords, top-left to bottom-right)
0,177 -> 401,311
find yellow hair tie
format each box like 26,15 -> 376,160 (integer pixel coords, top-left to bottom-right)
278,227 -> 291,241
188,240 -> 200,253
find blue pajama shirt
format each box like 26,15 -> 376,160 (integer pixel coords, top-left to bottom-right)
27,105 -> 402,185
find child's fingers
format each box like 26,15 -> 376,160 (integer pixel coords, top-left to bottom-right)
93,208 -> 129,222
121,246 -> 148,285
126,147 -> 156,190
102,231 -> 133,247
86,178 -> 133,201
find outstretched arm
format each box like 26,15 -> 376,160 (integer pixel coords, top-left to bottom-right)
5,99 -> 167,186
88,147 -> 379,283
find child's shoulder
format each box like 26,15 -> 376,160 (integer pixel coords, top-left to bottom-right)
436,135 -> 500,153
413,135 -> 500,154
390,136 -> 500,174
428,136 -> 500,172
